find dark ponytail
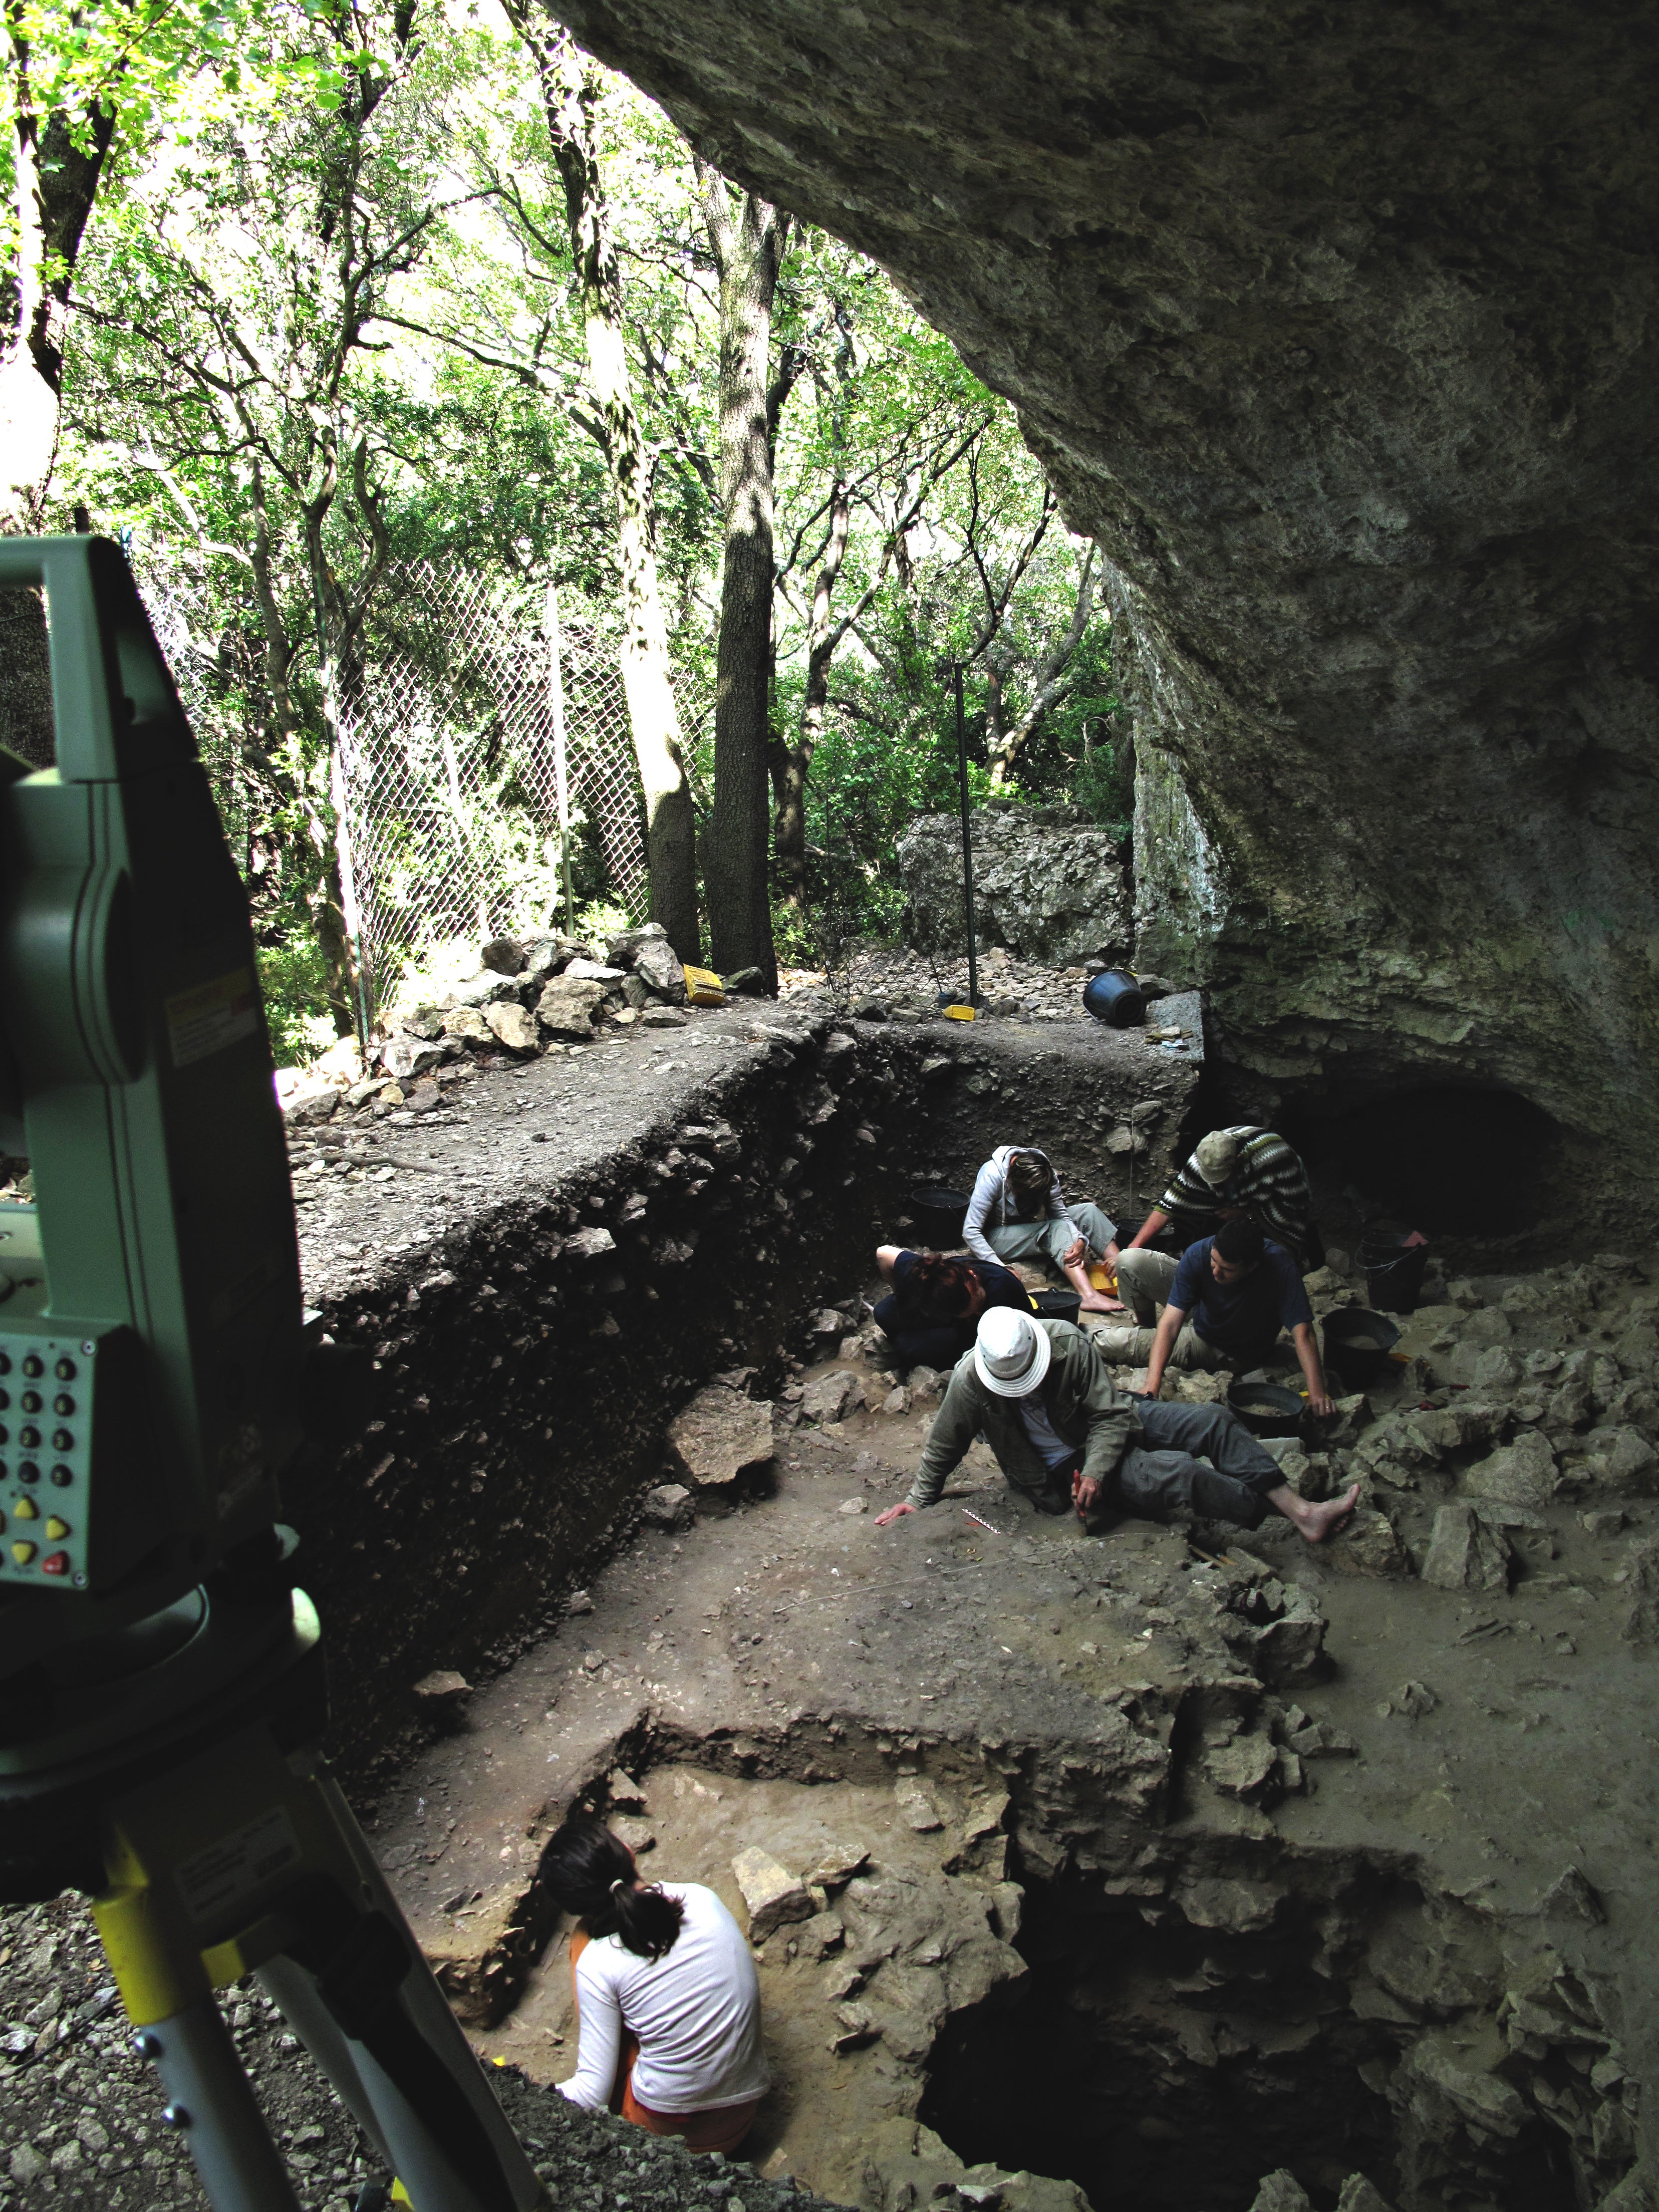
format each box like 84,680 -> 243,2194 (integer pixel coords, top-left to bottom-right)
538,1815 -> 685,1962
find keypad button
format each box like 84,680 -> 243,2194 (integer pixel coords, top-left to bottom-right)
21,1356 -> 42,1378
0,1354 -> 11,1375
54,1359 -> 75,1381
18,1463 -> 39,1485
44,1516 -> 68,1539
11,1541 -> 35,1564
51,1430 -> 72,1452
49,1465 -> 71,1487
41,1551 -> 68,1575
0,1426 -> 8,1446
53,1395 -> 74,1417
19,1427 -> 39,1450
19,1392 -> 39,1414
0,1390 -> 9,1410
14,1497 -> 37,1521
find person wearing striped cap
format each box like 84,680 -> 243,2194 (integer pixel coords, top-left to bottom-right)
1116,1125 -> 1316,1327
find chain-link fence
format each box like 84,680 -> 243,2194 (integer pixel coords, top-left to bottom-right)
129,551 -> 712,1018
336,562 -> 707,1012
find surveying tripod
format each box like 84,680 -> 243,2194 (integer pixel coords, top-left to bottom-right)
0,538 -> 546,2212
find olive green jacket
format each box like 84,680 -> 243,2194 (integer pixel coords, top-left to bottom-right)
906,1319 -> 1143,1509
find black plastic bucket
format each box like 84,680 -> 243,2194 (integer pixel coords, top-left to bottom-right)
1032,1289 -> 1082,1322
910,1188 -> 971,1247
1322,1307 -> 1402,1389
1226,1381 -> 1306,1438
1358,1228 -> 1430,1315
1082,970 -> 1147,1027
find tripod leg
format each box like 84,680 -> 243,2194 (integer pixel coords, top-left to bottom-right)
134,1993 -> 302,2212
257,1955 -> 397,2172
302,1769 -> 546,2212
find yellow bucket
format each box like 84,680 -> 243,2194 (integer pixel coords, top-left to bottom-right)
942,1003 -> 976,1021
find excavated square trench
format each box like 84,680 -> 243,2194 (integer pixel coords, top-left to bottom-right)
3,1000 -> 1655,2212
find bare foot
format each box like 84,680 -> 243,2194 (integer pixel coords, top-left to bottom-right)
1281,1482 -> 1360,1543
1077,1292 -> 1124,1314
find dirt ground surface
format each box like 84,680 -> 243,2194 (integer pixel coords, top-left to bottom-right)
365,1252 -> 1657,2212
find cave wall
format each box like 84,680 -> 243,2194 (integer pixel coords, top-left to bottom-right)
541,0 -> 1659,1226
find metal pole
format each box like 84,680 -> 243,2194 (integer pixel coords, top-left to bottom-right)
953,660 -> 978,1007
546,581 -> 575,933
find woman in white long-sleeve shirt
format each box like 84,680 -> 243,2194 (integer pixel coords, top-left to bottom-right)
541,1816 -> 768,2154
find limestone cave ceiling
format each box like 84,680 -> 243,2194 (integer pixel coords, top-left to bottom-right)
541,0 -> 1659,1208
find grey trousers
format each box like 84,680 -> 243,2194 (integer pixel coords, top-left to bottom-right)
987,1202 -> 1116,1273
1103,1248 -> 1224,1369
1110,1400 -> 1283,1530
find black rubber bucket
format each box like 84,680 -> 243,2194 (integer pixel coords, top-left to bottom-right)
910,1188 -> 971,1247
1082,970 -> 1147,1027
1226,1381 -> 1306,1438
1322,1307 -> 1402,1389
1031,1289 -> 1082,1322
1358,1228 -> 1430,1314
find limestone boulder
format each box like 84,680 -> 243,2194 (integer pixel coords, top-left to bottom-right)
800,1368 -> 866,1425
1421,1504 -> 1512,1592
899,805 -> 1131,966
1464,1429 -> 1561,1510
632,936 -> 687,1001
731,1846 -> 814,1940
380,1034 -> 445,1080
482,1001 -> 538,1053
666,1383 -> 776,1489
535,976 -> 604,1038
441,1006 -> 491,1043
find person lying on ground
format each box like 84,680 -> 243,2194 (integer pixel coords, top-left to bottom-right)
873,1244 -> 1035,1371
1120,1125 -> 1317,1278
541,1816 -> 768,2155
962,1143 -> 1123,1313
1094,1217 -> 1337,1416
874,1306 -> 1357,1540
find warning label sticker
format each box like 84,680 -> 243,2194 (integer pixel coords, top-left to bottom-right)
165,969 -> 258,1069
177,1806 -> 302,1929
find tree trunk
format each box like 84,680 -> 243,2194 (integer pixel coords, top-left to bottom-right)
510,11 -> 699,959
699,169 -> 787,989
775,482 -> 850,909
985,541 -> 1101,789
2,41 -> 118,527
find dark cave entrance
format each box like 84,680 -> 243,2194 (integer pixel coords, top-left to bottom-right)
917,1871 -> 1579,2212
1277,1086 -> 1564,1242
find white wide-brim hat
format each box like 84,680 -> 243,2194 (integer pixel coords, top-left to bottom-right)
973,1306 -> 1051,1397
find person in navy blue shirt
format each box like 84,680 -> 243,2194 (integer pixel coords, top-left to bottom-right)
872,1245 -> 1034,1372
1093,1217 -> 1336,1413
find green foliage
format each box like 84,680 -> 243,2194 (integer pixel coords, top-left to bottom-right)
257,932 -> 337,1069
46,6 -> 1123,1027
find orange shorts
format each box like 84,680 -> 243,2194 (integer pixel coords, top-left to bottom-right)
569,1930 -> 759,2155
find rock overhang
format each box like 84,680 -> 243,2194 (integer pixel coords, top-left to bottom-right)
540,0 -> 1659,1225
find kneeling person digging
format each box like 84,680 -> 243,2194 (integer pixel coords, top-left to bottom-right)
1097,1216 -> 1337,1416
875,1307 -> 1357,1542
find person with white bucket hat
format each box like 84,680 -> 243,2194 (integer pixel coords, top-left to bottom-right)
876,1307 -> 1358,1540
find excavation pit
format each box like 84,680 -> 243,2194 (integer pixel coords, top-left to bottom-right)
4,1005 -> 1657,2212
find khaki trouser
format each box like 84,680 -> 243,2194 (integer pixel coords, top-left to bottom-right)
1098,1247 -> 1222,1369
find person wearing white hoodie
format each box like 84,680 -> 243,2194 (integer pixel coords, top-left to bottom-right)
961,1143 -> 1122,1315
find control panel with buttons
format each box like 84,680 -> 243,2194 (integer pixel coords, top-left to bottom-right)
0,1320 -> 153,1592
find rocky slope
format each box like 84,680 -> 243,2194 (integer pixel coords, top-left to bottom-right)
539,0 -> 1659,1227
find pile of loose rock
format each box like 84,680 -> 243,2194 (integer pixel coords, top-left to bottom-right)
282,924 -> 756,1125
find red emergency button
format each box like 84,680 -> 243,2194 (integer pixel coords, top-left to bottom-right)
40,1551 -> 69,1576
